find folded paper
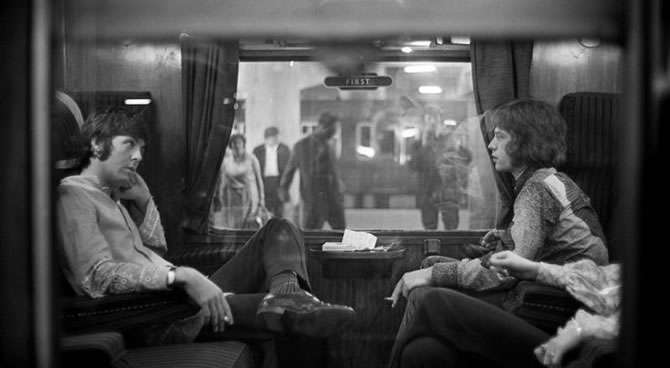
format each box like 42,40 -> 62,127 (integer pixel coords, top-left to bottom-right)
322,229 -> 377,251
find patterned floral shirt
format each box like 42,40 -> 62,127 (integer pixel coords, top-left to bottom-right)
57,175 -> 172,297
537,260 -> 620,339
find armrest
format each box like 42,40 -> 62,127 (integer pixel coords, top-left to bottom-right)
503,281 -> 582,333
61,291 -> 198,334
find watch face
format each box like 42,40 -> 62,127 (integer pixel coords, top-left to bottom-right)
167,268 -> 176,287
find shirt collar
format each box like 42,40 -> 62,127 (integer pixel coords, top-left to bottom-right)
76,174 -> 114,197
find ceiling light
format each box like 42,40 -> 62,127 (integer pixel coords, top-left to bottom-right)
418,86 -> 442,94
124,98 -> 152,105
403,65 -> 437,73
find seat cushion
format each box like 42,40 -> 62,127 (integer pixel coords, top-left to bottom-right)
61,331 -> 126,368
122,341 -> 255,368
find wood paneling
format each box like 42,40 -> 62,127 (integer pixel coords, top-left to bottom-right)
63,40 -> 186,248
530,40 -> 623,106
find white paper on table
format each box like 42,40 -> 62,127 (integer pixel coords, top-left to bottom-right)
322,229 -> 377,251
342,229 -> 377,249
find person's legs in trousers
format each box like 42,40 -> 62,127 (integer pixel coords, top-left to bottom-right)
419,201 -> 438,230
439,202 -> 460,230
391,288 -> 548,368
326,191 -> 346,230
208,218 -> 355,337
304,194 -> 326,230
400,337 -> 489,368
391,257 -> 459,353
264,176 -> 282,217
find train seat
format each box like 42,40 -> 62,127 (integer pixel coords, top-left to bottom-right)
502,92 -> 619,367
559,92 -> 620,257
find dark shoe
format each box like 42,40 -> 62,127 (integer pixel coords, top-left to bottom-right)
257,290 -> 356,337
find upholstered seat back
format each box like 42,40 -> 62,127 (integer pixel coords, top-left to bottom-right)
558,92 -> 620,258
52,91 -> 87,298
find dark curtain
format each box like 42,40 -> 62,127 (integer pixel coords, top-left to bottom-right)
181,36 -> 239,233
470,41 -> 533,228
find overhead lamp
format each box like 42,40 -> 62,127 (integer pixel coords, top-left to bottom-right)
578,38 -> 601,48
403,65 -> 437,73
418,86 -> 442,94
124,98 -> 152,105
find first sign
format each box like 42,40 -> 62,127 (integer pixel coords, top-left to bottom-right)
324,75 -> 393,90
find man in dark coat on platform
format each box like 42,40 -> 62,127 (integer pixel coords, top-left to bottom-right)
279,113 -> 345,230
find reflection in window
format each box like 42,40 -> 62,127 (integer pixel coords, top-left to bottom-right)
356,122 -> 374,158
210,61 -> 498,231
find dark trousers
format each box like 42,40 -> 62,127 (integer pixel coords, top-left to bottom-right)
389,287 -> 548,368
206,217 -> 311,331
303,190 -> 345,230
263,176 -> 283,217
199,218 -> 327,368
419,201 -> 459,230
391,258 -> 507,365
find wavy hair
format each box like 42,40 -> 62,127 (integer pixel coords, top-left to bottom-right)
487,99 -> 566,168
80,107 -> 148,168
228,133 -> 246,148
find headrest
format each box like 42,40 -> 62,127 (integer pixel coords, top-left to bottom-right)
52,91 -> 85,171
558,92 -> 620,169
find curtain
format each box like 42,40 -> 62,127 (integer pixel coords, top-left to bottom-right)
181,36 -> 239,233
470,41 -> 533,228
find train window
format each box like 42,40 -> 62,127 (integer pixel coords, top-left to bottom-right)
210,59 -> 498,231
356,122 -> 374,159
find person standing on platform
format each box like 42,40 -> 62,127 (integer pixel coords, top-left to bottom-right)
279,112 -> 346,230
253,126 -> 291,218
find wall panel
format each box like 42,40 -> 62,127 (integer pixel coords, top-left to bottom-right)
63,40 -> 186,248
530,40 -> 623,106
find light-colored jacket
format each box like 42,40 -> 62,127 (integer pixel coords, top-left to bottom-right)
57,175 -> 171,297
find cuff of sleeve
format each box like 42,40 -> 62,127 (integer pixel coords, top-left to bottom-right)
536,262 -> 566,287
155,266 -> 171,290
431,262 -> 459,287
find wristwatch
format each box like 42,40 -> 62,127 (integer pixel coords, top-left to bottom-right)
166,266 -> 178,289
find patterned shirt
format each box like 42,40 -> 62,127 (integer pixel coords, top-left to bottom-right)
432,167 -> 609,291
538,260 -> 620,339
57,175 -> 172,297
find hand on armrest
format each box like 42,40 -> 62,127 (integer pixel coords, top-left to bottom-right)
489,250 -> 540,280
